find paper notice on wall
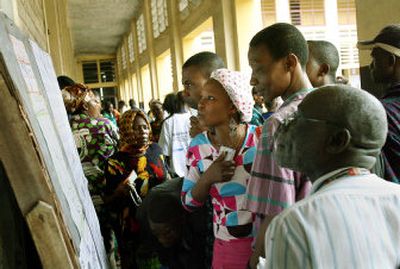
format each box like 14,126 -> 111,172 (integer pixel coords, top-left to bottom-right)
9,34 -> 45,115
29,39 -> 88,193
28,40 -> 108,268
9,34 -> 39,94
10,34 -> 85,241
79,223 -> 102,269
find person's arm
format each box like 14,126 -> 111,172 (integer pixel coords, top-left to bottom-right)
102,178 -> 131,205
249,214 -> 275,269
158,119 -> 171,156
246,116 -> 310,268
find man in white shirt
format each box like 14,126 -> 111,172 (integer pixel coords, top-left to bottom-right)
260,85 -> 400,268
158,92 -> 191,178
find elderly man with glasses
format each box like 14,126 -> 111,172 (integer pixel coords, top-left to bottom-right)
258,85 -> 400,268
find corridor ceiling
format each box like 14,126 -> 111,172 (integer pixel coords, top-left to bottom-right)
68,0 -> 140,55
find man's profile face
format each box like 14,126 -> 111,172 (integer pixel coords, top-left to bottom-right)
306,53 -> 321,87
248,45 -> 290,103
182,65 -> 208,109
370,47 -> 394,83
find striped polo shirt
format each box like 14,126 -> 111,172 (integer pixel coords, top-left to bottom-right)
261,169 -> 400,268
245,89 -> 313,216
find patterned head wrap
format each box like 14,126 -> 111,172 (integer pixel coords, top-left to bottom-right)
119,109 -> 152,154
62,83 -> 95,114
210,68 -> 254,122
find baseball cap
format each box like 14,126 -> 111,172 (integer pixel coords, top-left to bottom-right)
357,24 -> 400,57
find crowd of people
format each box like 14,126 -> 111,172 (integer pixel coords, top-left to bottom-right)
59,22 -> 400,269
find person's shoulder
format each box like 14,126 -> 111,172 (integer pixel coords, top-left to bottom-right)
369,174 -> 400,194
149,142 -> 163,153
173,112 -> 192,122
150,177 -> 183,196
189,132 -> 209,148
96,116 -> 114,127
247,124 -> 257,132
245,124 -> 259,140
163,115 -> 174,123
266,99 -> 303,130
70,113 -> 89,124
270,192 -> 317,229
108,150 -> 127,161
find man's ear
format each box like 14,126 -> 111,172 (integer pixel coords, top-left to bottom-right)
388,53 -> 395,65
318,63 -> 330,77
326,128 -> 351,154
285,53 -> 299,72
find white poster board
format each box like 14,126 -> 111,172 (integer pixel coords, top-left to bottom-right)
0,12 -> 108,268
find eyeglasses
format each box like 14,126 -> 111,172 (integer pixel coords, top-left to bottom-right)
276,110 -> 345,134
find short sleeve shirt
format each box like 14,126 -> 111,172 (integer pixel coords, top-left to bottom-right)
245,89 -> 313,216
181,124 -> 258,241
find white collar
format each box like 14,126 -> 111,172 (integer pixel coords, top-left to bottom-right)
310,167 -> 353,194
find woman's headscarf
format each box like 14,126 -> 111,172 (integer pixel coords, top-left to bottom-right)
210,68 -> 254,122
118,109 -> 152,155
62,83 -> 95,114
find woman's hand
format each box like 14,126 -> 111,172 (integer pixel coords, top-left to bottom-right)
103,177 -> 132,205
190,152 -> 236,204
113,178 -> 131,198
189,116 -> 206,138
204,152 -> 236,184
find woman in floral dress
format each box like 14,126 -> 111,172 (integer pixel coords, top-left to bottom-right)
62,83 -> 120,267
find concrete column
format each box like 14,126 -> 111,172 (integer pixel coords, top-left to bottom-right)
275,0 -> 291,23
0,0 -> 16,21
355,0 -> 400,96
43,0 -> 63,75
235,0 -> 263,72
131,19 -> 144,104
123,36 -> 135,100
116,61 -> 122,101
167,0 -> 184,91
143,0 -> 159,99
213,0 -> 240,70
324,0 -> 339,44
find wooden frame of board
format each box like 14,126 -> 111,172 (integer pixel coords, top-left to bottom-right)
0,53 -> 77,268
0,12 -> 108,268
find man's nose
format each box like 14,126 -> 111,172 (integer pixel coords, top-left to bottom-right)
250,76 -> 258,86
182,87 -> 190,96
198,98 -> 205,109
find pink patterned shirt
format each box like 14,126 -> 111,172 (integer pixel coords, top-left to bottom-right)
181,125 -> 258,241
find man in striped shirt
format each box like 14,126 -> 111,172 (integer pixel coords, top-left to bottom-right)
358,24 -> 400,183
260,85 -> 400,268
245,23 -> 313,268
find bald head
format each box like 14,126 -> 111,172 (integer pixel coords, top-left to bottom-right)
273,85 -> 387,180
302,85 -> 387,151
